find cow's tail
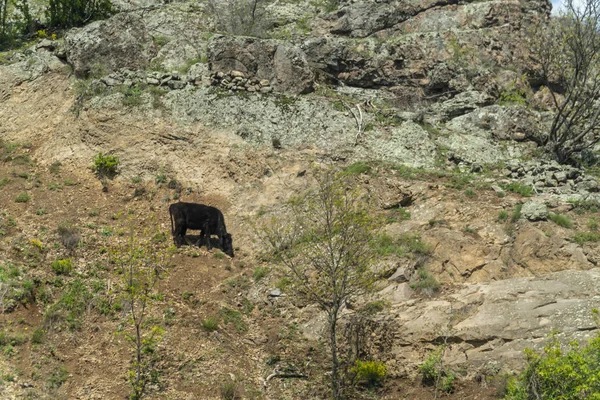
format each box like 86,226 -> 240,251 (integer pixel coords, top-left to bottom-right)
169,206 -> 175,236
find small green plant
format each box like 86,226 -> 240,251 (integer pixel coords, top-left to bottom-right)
410,268 -> 440,295
502,182 -> 533,197
548,213 -> 573,228
464,225 -> 477,233
88,208 -> 100,217
220,307 -> 247,333
220,380 -> 241,400
31,328 -> 44,344
588,217 -> 598,231
214,251 -> 225,259
498,210 -> 509,222
419,347 -> 455,393
182,291 -> 194,300
252,266 -> 269,282
49,161 -> 62,174
15,193 -> 30,203
360,300 -> 387,315
36,208 -> 46,216
57,223 -> 81,251
201,317 -> 219,332
155,174 -> 167,184
121,85 -> 144,107
351,360 -> 387,388
92,152 -> 119,179
511,204 -> 523,223
51,258 -> 73,275
131,176 -> 142,184
47,366 -> 69,389
464,188 -> 476,198
343,161 -> 372,175
387,207 -> 411,222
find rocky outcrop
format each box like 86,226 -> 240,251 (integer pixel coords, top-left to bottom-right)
65,13 -> 156,77
382,269 -> 600,378
207,35 -> 314,95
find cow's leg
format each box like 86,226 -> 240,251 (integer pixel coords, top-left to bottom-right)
173,222 -> 185,247
195,229 -> 204,247
203,222 -> 212,251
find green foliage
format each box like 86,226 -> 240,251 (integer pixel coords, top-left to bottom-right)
121,85 -> 144,107
359,300 -> 387,315
45,279 -> 93,331
220,380 -> 241,400
499,87 -> 528,106
31,328 -> 44,344
548,213 -> 573,228
506,332 -> 600,399
569,198 -> 600,214
343,161 -> 371,175
51,258 -> 73,275
351,360 -> 387,388
252,266 -> 269,282
46,0 -> 113,29
92,152 -> 119,179
201,317 -> 219,332
588,217 -> 599,231
14,193 -> 30,203
502,182 -> 533,197
410,268 -> 440,295
155,174 -> 167,184
57,223 -> 81,251
386,207 -> 411,223
419,347 -> 455,393
511,204 -> 523,223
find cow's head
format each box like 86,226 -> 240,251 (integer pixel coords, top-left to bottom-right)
222,233 -> 234,257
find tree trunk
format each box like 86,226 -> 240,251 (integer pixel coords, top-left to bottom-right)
329,311 -> 340,400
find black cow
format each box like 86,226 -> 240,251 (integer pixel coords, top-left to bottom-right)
169,202 -> 234,257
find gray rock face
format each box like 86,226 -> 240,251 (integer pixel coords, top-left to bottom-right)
520,200 -> 548,221
208,35 -> 314,95
385,269 -> 600,377
65,13 -> 156,77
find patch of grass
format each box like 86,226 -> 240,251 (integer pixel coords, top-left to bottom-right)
179,57 -> 202,74
48,183 -> 63,191
57,223 -> 81,251
15,193 -> 30,203
351,360 -> 387,388
502,182 -> 533,197
548,213 -> 573,228
155,174 -> 167,184
410,268 -> 440,295
275,277 -> 291,290
386,207 -> 411,223
588,217 -> 598,231
182,291 -> 194,300
220,380 -> 241,400
464,188 -> 476,198
49,161 -> 62,174
31,328 -> 44,344
0,177 -> 11,187
214,251 -> 225,259
568,198 -> 600,214
464,225 -> 477,233
47,366 -> 68,389
511,204 -> 523,223
88,208 -> 100,217
36,208 -> 46,216
64,179 -> 76,186
45,280 -> 93,331
201,317 -> 219,332
343,161 -> 372,175
498,210 -> 509,222
121,85 -> 144,107
241,297 -> 254,316
374,233 -> 431,258
572,231 -> 600,245
220,307 -> 248,333
252,266 -> 269,282
360,300 -> 387,315
131,175 -> 142,184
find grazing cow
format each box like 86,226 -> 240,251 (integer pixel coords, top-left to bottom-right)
169,202 -> 234,257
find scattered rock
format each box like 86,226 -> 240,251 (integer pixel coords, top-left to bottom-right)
520,201 -> 548,221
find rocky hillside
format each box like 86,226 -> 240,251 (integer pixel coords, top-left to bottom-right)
1,0 -> 600,399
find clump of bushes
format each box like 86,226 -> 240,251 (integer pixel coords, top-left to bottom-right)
51,258 -> 73,275
419,347 -> 455,393
350,360 -> 387,388
91,152 -> 119,179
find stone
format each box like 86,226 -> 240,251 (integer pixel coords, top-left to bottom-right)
268,288 -> 282,297
388,264 -> 415,283
231,70 -> 245,78
65,13 -> 155,77
554,171 -> 567,183
520,201 -> 548,221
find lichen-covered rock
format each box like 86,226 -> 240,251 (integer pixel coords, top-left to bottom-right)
520,200 -> 548,221
65,13 -> 156,77
208,35 -> 314,95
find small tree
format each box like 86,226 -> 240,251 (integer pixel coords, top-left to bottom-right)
207,0 -> 271,37
261,169 -> 380,399
46,0 -> 113,29
529,0 -> 600,164
112,228 -> 168,400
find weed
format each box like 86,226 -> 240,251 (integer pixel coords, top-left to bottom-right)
47,366 -> 68,389
220,307 -> 248,333
201,317 -> 219,332
15,193 -> 30,203
36,208 -> 46,216
498,210 -> 509,222
343,161 -> 371,175
572,231 -> 600,245
386,207 -> 411,223
155,174 -> 167,184
502,182 -> 533,197
48,183 -> 63,191
569,198 -> 600,214
511,204 -> 523,223
588,217 -> 598,231
131,176 -> 142,184
410,268 -> 440,295
464,225 -> 477,233
214,251 -> 225,259
121,85 -> 144,107
31,328 -> 44,344
464,188 -> 476,198
252,266 -> 269,282
0,177 -> 11,187
49,161 -> 62,174
220,380 -> 241,400
88,208 -> 100,217
91,153 -> 119,179
360,300 -> 387,315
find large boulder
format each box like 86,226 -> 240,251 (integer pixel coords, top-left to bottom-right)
208,35 -> 314,95
65,13 -> 156,77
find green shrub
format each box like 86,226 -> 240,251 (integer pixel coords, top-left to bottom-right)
31,328 -> 44,344
506,332 -> 600,399
47,366 -> 68,389
51,258 -> 73,275
374,233 -> 431,258
511,204 -> 523,223
91,152 -> 119,179
201,317 -> 219,332
14,193 -> 30,203
549,213 -> 573,228
588,217 -> 598,231
220,307 -> 247,332
568,198 -> 600,214
418,347 -> 455,393
360,300 -> 387,315
351,360 -> 387,388
386,207 -> 411,223
220,380 -> 240,400
155,174 -> 167,184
